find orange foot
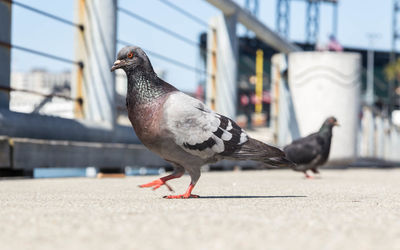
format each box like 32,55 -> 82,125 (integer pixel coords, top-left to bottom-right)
139,179 -> 173,192
163,194 -> 200,199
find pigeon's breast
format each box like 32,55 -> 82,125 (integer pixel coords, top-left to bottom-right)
127,98 -> 166,151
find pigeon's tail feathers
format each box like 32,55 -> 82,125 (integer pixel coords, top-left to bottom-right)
261,156 -> 297,169
231,138 -> 295,168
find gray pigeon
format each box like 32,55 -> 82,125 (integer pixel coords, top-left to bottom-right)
111,46 -> 294,199
284,117 -> 339,178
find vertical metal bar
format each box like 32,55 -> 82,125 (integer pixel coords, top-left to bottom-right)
0,0 -> 12,109
74,66 -> 84,118
272,59 -> 281,144
255,49 -> 263,113
332,2 -> 338,38
207,14 -> 238,118
73,0 -> 117,125
276,0 -> 290,38
306,1 -> 311,43
366,34 -> 379,106
366,48 -> 374,105
216,13 -> 238,118
74,0 -> 85,119
390,0 -> 400,115
206,18 -> 216,111
211,29 -> 217,111
306,0 -> 320,44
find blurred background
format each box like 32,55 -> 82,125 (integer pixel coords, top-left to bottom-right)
0,0 -> 399,178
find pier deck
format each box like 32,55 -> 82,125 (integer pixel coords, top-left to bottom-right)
0,169 -> 399,250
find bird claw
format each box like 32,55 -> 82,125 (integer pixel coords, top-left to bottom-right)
163,182 -> 174,192
163,194 -> 200,199
139,179 -> 174,192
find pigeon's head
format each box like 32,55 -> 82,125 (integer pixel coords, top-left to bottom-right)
323,116 -> 340,128
111,46 -> 153,73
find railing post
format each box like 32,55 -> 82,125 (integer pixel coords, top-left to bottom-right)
73,0 -> 117,125
255,49 -> 264,113
270,53 -> 300,147
0,0 -> 12,110
206,20 -> 217,111
206,13 -> 238,119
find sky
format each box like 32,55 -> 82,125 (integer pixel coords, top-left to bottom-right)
10,0 -> 393,92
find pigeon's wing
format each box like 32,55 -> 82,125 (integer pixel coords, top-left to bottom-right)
284,133 -> 325,165
162,92 -> 248,159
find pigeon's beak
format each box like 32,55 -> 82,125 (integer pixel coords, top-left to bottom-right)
334,121 -> 340,127
111,60 -> 123,72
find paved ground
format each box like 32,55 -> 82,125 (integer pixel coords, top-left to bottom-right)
0,169 -> 399,250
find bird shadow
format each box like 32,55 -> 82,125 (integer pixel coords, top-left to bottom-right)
197,195 -> 307,199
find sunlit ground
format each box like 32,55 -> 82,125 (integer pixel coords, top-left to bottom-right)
0,169 -> 399,250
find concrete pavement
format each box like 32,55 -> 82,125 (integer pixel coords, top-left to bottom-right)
0,169 -> 399,250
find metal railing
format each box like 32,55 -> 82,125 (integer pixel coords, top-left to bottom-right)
0,41 -> 83,68
0,0 -> 84,117
0,85 -> 82,104
117,39 -> 209,76
117,3 -> 214,79
9,0 -> 84,30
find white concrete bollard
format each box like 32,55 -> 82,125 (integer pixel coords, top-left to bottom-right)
288,52 -> 361,162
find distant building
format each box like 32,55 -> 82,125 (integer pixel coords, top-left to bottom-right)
10,68 -> 168,121
10,69 -> 73,118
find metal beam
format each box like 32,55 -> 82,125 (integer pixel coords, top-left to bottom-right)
10,138 -> 166,169
205,0 -> 301,53
0,109 -> 139,144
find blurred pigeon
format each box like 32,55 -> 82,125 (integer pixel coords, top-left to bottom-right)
111,46 -> 294,199
283,117 -> 339,178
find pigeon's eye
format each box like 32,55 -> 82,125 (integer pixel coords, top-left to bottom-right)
127,52 -> 134,59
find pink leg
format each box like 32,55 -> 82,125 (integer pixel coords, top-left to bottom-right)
139,172 -> 183,192
163,183 -> 200,199
304,171 -> 313,179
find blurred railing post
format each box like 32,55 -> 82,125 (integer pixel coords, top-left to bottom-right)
383,118 -> 391,160
0,0 -> 11,110
206,23 -> 217,111
270,53 -> 300,147
255,49 -> 263,114
374,115 -> 384,158
73,0 -> 117,125
206,13 -> 238,119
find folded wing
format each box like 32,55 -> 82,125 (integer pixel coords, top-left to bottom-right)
162,92 -> 248,159
284,133 -> 325,164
